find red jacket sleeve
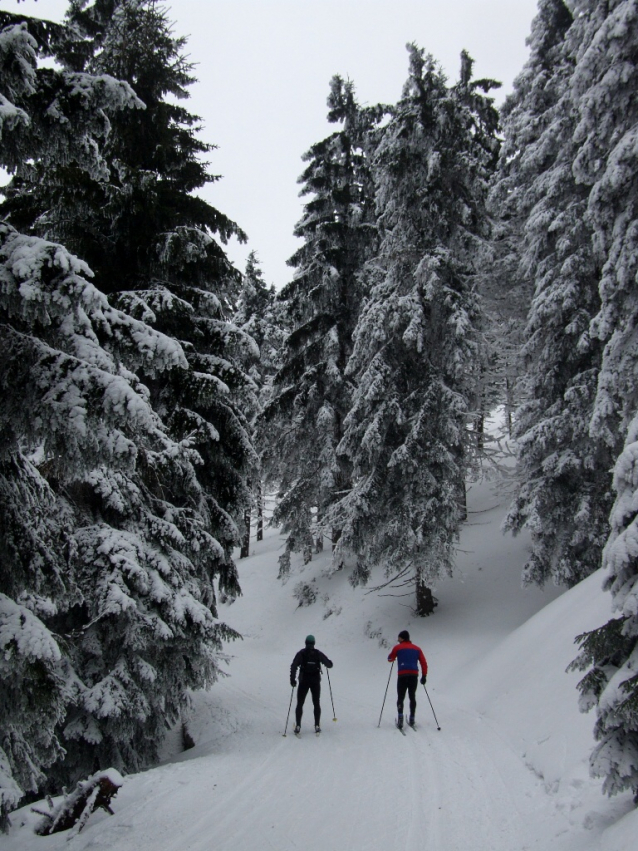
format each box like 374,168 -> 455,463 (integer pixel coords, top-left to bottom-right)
419,647 -> 428,676
387,644 -> 398,662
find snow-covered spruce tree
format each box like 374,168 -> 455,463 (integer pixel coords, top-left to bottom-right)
570,439 -> 638,802
1,224 -> 237,800
70,2 -> 255,591
263,76 -> 382,577
477,0 -> 553,435
568,0 -> 638,803
495,0 -> 617,588
233,252 -> 286,554
476,226 -> 527,439
0,9 -> 243,810
331,46 -> 500,614
0,14 -> 142,824
2,1 -> 255,596
575,0 -> 638,447
235,252 -> 284,391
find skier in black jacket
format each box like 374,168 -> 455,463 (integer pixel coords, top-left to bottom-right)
290,635 -> 333,734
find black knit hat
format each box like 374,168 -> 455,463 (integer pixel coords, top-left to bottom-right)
398,630 -> 410,641
305,634 -> 315,645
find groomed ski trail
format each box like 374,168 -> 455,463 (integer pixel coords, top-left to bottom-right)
50,687 -> 564,851
7,474 -> 629,851
50,533 -> 571,851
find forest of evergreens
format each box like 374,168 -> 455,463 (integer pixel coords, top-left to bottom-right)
1,0 -> 637,826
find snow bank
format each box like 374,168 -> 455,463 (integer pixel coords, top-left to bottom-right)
449,566 -> 638,847
450,569 -> 609,789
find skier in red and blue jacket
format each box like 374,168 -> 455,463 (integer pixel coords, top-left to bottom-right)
387,630 -> 427,729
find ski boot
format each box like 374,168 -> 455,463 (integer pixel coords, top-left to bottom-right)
294,724 -> 301,736
408,715 -> 416,728
397,713 -> 404,730
315,725 -> 321,734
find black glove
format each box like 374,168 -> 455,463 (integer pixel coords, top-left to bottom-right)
290,678 -> 296,688
420,675 -> 427,685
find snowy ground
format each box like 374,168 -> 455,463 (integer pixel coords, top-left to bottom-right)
6,469 -> 638,850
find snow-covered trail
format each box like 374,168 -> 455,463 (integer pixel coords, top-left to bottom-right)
54,684 -> 550,851
66,494 -> 573,851
6,474 -> 637,851
162,711 -> 533,851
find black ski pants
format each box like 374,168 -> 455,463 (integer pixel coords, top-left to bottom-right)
397,674 -> 418,717
295,675 -> 321,726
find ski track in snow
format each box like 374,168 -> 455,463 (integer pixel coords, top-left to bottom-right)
5,473 -> 637,851
59,701 -> 567,851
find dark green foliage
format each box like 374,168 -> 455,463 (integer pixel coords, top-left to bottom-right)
0,1 -> 251,813
2,0 -> 255,589
571,615 -> 638,800
491,0 -> 617,588
331,46 -> 500,610
263,76 -> 382,573
3,0 -> 244,297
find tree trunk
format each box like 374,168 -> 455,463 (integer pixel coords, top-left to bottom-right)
505,374 -> 514,438
315,508 -> 324,553
256,478 -> 263,542
415,576 -> 436,616
476,411 -> 485,452
456,477 -> 467,522
240,479 -> 251,558
332,527 -> 342,550
240,506 -> 250,559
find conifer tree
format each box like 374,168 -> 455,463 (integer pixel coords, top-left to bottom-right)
263,77 -> 381,576
568,0 -> 638,802
2,4 -> 257,577
2,1 -> 254,599
233,251 -> 285,554
332,46 -> 499,614
0,13 -> 222,823
0,2 -> 249,809
494,0 -> 617,588
0,13 -> 137,824
234,252 -> 283,391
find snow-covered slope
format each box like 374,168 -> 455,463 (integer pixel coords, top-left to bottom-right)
5,473 -> 637,850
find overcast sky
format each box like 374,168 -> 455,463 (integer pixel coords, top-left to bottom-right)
6,0 -> 539,288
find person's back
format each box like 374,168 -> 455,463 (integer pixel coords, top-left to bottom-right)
290,635 -> 333,733
391,640 -> 424,677
387,630 -> 427,728
297,645 -> 323,679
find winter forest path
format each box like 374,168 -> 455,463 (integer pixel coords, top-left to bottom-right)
8,474 -> 625,851
104,682 -> 552,851
107,475 -> 576,851
83,658 -> 568,851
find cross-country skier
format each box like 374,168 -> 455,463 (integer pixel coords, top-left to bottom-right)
387,630 -> 427,729
290,635 -> 333,734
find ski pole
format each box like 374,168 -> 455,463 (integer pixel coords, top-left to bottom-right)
283,685 -> 295,737
377,661 -> 394,727
422,682 -> 441,730
326,667 -> 337,721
